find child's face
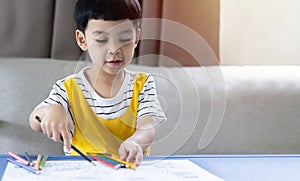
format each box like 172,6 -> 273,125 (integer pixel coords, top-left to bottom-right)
76,19 -> 140,75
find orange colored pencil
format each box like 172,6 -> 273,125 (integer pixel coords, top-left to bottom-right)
35,154 -> 42,171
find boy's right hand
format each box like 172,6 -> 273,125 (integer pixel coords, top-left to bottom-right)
33,104 -> 72,151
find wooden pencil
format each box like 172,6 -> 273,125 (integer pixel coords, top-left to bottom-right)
34,154 -> 42,171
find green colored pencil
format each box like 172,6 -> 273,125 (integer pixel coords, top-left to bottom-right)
40,155 -> 48,169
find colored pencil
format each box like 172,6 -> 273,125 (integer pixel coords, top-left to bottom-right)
91,156 -> 120,169
24,152 -> 34,166
8,152 -> 29,166
71,144 -> 96,166
7,157 -> 40,175
40,155 -> 48,169
111,154 -> 136,170
35,116 -> 96,166
35,154 -> 42,171
96,154 -> 125,168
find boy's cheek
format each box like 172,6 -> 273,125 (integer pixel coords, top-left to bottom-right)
88,44 -> 106,54
88,49 -> 107,64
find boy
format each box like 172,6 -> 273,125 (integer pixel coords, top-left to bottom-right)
29,0 -> 166,165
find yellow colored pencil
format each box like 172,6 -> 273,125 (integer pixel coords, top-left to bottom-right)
111,154 -> 136,170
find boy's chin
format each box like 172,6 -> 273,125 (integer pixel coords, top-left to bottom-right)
103,67 -> 125,76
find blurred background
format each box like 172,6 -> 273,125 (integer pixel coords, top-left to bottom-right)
0,0 -> 299,66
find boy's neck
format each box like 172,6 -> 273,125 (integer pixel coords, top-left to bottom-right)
85,67 -> 125,98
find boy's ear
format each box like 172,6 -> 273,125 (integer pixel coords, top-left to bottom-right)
75,29 -> 88,51
134,28 -> 141,48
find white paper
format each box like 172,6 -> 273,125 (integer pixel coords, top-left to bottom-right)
2,159 -> 224,181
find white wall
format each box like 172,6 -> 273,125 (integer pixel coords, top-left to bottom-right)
220,0 -> 300,65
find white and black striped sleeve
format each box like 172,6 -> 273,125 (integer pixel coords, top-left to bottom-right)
137,74 -> 167,124
35,79 -> 74,124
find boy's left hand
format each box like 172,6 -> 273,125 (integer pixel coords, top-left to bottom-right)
119,140 -> 143,165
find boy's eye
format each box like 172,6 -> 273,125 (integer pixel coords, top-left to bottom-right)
96,39 -> 108,44
119,38 -> 133,43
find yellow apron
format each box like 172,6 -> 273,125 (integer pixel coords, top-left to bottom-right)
64,72 -> 150,156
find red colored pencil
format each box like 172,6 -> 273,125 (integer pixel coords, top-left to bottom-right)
91,156 -> 120,169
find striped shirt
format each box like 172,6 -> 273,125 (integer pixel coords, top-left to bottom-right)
37,67 -> 167,127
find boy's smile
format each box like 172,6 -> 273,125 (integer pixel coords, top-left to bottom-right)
105,59 -> 123,66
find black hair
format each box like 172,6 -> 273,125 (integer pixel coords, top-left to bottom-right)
74,0 -> 142,33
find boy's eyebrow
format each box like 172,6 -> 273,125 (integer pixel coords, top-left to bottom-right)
92,31 -> 109,35
92,29 -> 134,36
118,29 -> 134,35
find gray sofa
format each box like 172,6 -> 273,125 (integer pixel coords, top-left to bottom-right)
2,0 -> 300,156
1,58 -> 300,155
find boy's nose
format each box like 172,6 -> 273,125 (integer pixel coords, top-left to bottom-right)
107,41 -> 121,55
108,48 -> 121,56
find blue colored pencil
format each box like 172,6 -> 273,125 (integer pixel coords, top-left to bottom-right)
7,157 -> 40,175
24,152 -> 34,166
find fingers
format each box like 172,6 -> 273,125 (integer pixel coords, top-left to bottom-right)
51,129 -> 62,142
39,115 -> 71,148
119,141 -> 143,165
40,120 -> 52,138
61,130 -> 71,151
119,146 -> 128,161
134,150 -> 143,166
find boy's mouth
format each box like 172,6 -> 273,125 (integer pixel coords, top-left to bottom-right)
105,59 -> 123,66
